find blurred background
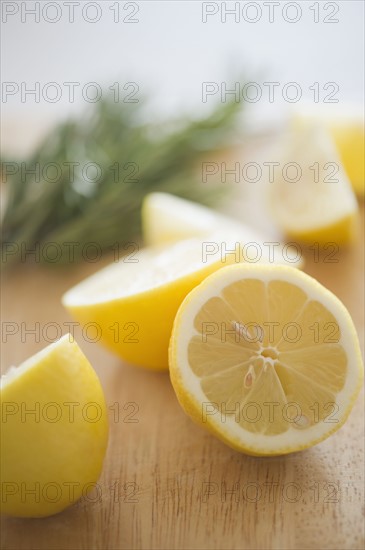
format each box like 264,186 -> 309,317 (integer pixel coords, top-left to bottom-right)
2,0 -> 364,154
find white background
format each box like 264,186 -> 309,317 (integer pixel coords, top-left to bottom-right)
1,0 -> 364,155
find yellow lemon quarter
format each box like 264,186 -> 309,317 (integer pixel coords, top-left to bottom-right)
142,192 -> 229,246
169,264 -> 363,456
142,192 -> 265,246
330,122 -> 364,197
0,335 -> 108,517
142,192 -> 304,267
62,238 -> 244,370
293,107 -> 364,196
269,124 -> 359,245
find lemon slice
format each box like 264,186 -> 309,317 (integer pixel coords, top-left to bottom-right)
0,335 -> 108,517
62,238 -> 243,370
269,124 -> 359,245
169,264 -> 363,456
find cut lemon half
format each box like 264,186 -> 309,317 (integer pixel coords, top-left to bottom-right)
169,264 -> 363,456
0,335 -> 108,517
269,124 -> 358,245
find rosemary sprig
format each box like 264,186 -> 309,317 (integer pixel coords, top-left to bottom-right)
1,98 -> 242,267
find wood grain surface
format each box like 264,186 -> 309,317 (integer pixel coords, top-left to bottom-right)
1,198 -> 364,550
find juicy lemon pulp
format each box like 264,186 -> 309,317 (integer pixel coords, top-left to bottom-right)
170,265 -> 363,455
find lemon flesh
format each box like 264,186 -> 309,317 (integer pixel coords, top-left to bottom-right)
269,124 -> 358,245
0,335 -> 108,517
169,264 -> 363,456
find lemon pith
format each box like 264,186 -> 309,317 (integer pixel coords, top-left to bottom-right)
169,264 -> 363,456
0,335 -> 108,517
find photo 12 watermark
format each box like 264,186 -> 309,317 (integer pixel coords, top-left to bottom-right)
201,81 -> 339,103
2,160 -> 140,184
1,479 -> 141,506
1,81 -> 140,104
1,320 -> 140,344
200,479 -> 342,504
1,1 -> 141,24
1,240 -> 140,264
201,160 -> 340,184
1,399 -> 139,424
201,2 -> 340,24
198,319 -> 340,346
201,400 -> 340,427
201,240 -> 340,264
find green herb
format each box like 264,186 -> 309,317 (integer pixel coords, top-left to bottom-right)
1,98 -> 242,267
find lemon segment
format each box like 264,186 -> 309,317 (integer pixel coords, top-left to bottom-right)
169,264 -> 363,456
0,335 -> 108,517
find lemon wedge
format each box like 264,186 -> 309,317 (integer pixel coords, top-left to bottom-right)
142,192 -> 304,267
62,238 -> 243,370
293,107 -> 364,196
169,264 -> 363,456
0,335 -> 108,517
142,192 -> 262,246
330,123 -> 364,197
269,124 -> 359,245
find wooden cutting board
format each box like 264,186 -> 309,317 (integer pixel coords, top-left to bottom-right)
1,198 -> 364,550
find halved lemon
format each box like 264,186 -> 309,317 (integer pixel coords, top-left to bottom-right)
169,264 -> 363,456
0,335 -> 108,517
269,124 -> 358,245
